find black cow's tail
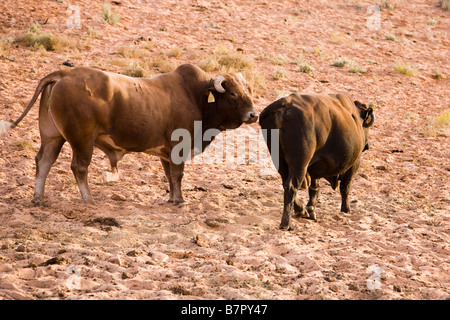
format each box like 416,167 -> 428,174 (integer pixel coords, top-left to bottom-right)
0,71 -> 62,137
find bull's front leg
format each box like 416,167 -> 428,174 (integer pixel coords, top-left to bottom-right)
165,161 -> 185,204
160,159 -> 174,201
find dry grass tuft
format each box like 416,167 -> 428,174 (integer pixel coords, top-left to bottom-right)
121,61 -> 146,78
332,57 -> 350,68
393,61 -> 418,76
198,44 -> 266,94
102,3 -> 120,25
14,23 -> 76,51
422,109 -> 450,136
439,0 -> 450,11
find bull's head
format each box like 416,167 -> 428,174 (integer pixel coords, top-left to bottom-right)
207,73 -> 258,130
354,101 -> 375,151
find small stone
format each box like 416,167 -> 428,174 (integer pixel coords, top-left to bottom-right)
126,250 -> 139,257
16,245 -> 27,252
111,193 -> 126,201
194,234 -> 210,248
54,182 -> 65,191
148,251 -> 169,264
108,255 -> 122,266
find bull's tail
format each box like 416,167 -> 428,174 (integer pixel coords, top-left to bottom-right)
0,71 -> 62,137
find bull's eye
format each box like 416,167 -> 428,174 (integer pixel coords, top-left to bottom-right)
230,92 -> 238,98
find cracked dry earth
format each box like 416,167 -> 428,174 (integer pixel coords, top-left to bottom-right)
0,0 -> 449,299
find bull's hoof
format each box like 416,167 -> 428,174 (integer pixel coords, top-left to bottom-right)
31,198 -> 45,207
306,206 -> 316,220
169,198 -> 185,205
279,221 -> 294,231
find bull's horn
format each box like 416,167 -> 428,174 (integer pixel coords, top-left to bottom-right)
214,75 -> 226,93
237,72 -> 245,81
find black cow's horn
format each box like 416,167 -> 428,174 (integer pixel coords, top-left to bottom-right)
214,75 -> 226,93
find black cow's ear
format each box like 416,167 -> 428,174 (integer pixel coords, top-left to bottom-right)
363,107 -> 374,127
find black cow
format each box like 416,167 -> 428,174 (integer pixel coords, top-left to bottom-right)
259,93 -> 374,230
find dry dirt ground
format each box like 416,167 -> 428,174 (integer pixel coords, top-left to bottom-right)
0,0 -> 449,300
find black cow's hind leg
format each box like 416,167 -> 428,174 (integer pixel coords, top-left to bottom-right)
306,178 -> 320,220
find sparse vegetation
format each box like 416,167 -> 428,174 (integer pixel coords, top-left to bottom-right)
102,3 -> 120,25
0,40 -> 10,57
197,44 -> 266,94
14,139 -> 34,151
432,70 -> 445,80
164,47 -> 182,58
385,34 -> 397,41
87,27 -> 102,39
380,1 -> 397,10
427,18 -> 438,25
273,68 -> 288,80
422,109 -> 450,136
439,0 -> 450,11
349,62 -> 367,75
122,61 -> 146,78
149,56 -> 177,73
269,55 -> 289,66
13,23 -> 75,51
332,57 -> 350,68
291,56 -> 314,74
393,61 -> 418,76
198,44 -> 253,73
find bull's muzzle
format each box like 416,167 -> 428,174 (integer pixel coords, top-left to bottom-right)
243,111 -> 259,124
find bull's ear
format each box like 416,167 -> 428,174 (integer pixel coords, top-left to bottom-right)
363,107 -> 374,127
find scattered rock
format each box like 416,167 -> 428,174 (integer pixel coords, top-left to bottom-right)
87,217 -> 121,228
62,61 -> 74,67
223,184 -> 234,189
193,186 -> 208,192
194,234 -> 210,248
126,250 -> 139,257
108,255 -> 122,266
204,218 -> 229,228
111,193 -> 126,201
40,256 -> 68,266
170,285 -> 192,296
54,182 -> 65,191
148,251 -> 169,264
15,245 -> 27,252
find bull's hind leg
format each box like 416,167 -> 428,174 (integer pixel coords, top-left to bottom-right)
32,136 -> 66,206
70,142 -> 95,204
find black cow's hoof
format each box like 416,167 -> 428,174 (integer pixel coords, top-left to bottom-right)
279,223 -> 294,231
31,198 -> 45,207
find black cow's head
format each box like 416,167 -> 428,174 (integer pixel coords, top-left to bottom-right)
354,101 -> 375,151
206,73 -> 258,130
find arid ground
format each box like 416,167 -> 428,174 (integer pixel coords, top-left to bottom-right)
0,0 -> 449,300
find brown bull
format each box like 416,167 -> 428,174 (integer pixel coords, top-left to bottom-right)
259,93 -> 374,230
0,64 -> 258,205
